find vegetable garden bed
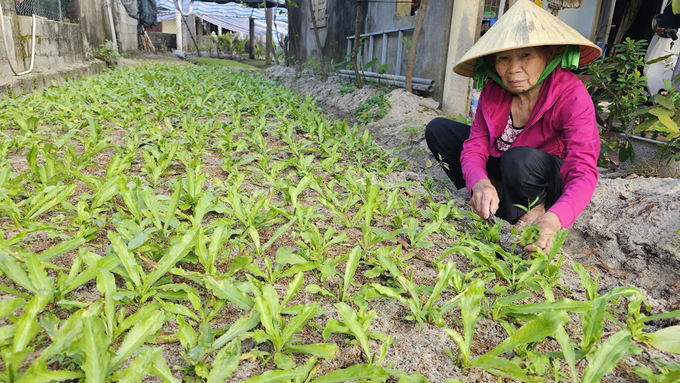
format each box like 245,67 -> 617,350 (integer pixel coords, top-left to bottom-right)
0,64 -> 678,382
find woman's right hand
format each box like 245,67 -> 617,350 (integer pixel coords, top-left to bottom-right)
470,179 -> 499,220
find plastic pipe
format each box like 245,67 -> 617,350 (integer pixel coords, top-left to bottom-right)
0,6 -> 36,76
104,0 -> 118,52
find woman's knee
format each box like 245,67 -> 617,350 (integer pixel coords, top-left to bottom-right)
425,118 -> 451,143
500,146 -> 551,175
425,118 -> 468,146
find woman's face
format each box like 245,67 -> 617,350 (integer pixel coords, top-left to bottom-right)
494,47 -> 550,93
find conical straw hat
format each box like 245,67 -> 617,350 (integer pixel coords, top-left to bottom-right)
453,0 -> 601,77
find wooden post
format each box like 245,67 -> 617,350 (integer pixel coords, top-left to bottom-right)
249,17 -> 255,59
264,0 -> 272,65
406,0 -> 429,93
352,0 -> 363,87
308,0 -> 327,77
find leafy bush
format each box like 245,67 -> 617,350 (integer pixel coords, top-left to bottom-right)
585,38 -> 649,163
96,40 -> 120,67
635,80 -> 680,162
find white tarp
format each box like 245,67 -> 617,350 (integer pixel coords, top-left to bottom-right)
156,0 -> 287,36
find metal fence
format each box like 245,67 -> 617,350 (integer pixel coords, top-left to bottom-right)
15,0 -> 70,22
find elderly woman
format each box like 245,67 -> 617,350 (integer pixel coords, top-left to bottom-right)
425,0 -> 602,252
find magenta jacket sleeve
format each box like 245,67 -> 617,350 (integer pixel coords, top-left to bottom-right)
461,95 -> 491,195
547,85 -> 600,228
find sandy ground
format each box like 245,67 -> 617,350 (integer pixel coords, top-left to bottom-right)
263,65 -> 680,313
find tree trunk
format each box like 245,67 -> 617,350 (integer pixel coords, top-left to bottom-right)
351,1 -> 363,87
308,0 -> 327,78
264,1 -> 273,65
406,0 -> 429,93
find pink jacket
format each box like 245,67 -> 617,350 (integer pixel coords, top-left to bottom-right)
461,67 -> 600,228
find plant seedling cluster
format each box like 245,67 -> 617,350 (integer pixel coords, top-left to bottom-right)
0,63 -> 677,382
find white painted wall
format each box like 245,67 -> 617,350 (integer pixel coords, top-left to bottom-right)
544,0 -> 600,39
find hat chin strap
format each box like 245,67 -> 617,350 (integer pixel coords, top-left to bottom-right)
473,45 -> 581,94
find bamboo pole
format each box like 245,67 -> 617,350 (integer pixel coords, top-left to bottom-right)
406,0 -> 429,93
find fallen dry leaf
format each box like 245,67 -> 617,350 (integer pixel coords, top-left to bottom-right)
577,248 -> 598,257
396,236 -> 410,250
638,202 -> 659,215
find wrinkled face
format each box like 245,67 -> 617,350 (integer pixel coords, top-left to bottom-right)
494,47 -> 550,93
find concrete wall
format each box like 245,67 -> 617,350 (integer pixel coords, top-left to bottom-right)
0,15 -> 19,75
17,16 -> 84,69
148,32 -> 177,52
289,0 -> 452,101
0,0 -> 137,79
77,0 -> 137,55
288,1 -> 366,68
113,0 -> 138,52
363,0 -> 453,100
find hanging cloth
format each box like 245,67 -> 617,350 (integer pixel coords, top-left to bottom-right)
472,45 -> 581,94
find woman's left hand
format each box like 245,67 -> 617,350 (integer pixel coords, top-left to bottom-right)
524,212 -> 562,253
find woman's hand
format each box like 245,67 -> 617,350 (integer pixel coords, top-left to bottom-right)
524,212 -> 562,253
470,179 -> 499,220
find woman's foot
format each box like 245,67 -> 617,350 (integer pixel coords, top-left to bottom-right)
519,203 -> 545,224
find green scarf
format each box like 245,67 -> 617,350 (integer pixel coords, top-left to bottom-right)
473,45 -> 581,94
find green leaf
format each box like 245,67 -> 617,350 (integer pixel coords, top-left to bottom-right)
39,237 -> 86,261
336,302 -> 371,362
177,316 -> 197,350
275,246 -> 307,266
143,227 -> 198,293
108,310 -> 165,372
26,253 -> 51,291
281,303 -> 321,346
205,276 -> 254,310
502,299 -> 591,316
207,338 -> 241,383
459,279 -> 485,359
470,355 -> 543,382
0,298 -> 25,319
555,326 -> 577,383
285,343 -> 339,359
581,330 -> 632,383
342,246 -> 362,301
16,361 -> 84,383
108,231 -> 142,288
82,314 -> 110,383
283,272 -> 304,306
310,365 -> 389,383
487,311 -> 569,357
658,114 -> 679,131
13,291 -> 52,352
211,310 -> 260,351
0,253 -> 35,293
243,370 -> 307,383
37,309 -> 84,363
274,352 -> 296,369
644,326 -> 680,354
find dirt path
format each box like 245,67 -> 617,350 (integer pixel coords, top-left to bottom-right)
264,66 -> 680,312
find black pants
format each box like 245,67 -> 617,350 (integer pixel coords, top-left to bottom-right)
425,117 -> 564,224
